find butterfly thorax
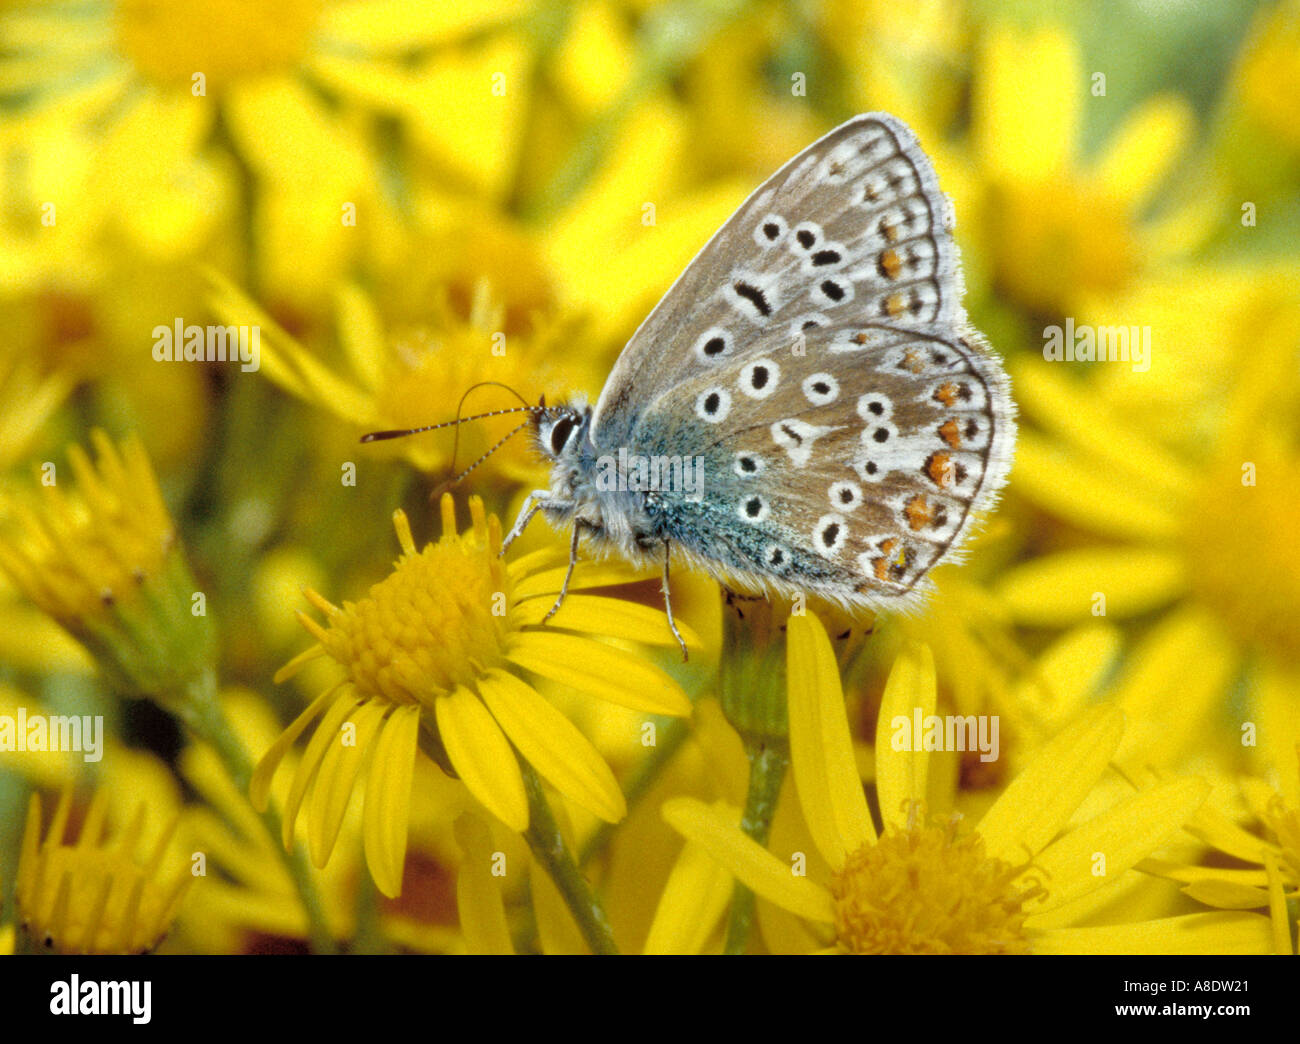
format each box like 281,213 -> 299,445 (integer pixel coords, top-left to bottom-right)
531,398 -> 663,562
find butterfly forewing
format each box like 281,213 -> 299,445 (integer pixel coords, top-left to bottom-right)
590,113 -> 966,447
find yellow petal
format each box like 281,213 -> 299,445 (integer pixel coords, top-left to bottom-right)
1032,912 -> 1272,955
1094,95 -> 1194,211
453,813 -> 514,955
362,704 -> 420,898
402,35 -> 529,202
224,77 -> 366,188
335,283 -> 386,394
249,684 -> 340,812
1011,360 -> 1194,500
977,705 -> 1125,864
1252,660 -> 1300,808
1180,879 -> 1271,910
506,632 -> 691,716
973,25 -> 1079,182
1139,858 -> 1268,889
511,592 -> 700,650
280,691 -> 362,849
1264,852 -> 1291,956
661,798 -> 833,924
1026,777 -> 1209,920
531,854 -> 591,955
477,669 -> 626,823
436,687 -> 529,832
509,559 -> 654,599
996,546 -> 1186,627
788,611 -> 876,870
206,271 -> 374,423
306,699 -> 387,868
1110,607 -> 1236,769
1012,622 -> 1122,734
318,0 -> 507,52
1009,431 -> 1182,542
874,640 -> 937,833
643,840 -> 734,955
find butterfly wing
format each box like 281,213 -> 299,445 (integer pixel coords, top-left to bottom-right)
590,112 -> 968,448
642,319 -> 1014,607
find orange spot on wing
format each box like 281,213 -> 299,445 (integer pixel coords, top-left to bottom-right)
933,381 -> 959,407
879,248 -> 902,279
905,495 -> 936,531
938,419 -> 962,448
885,293 -> 907,318
926,452 -> 953,488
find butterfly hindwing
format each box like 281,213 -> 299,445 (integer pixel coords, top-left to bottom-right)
634,320 -> 1014,607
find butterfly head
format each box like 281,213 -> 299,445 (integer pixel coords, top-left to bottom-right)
530,395 -> 591,466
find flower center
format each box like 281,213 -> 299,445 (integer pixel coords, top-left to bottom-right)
830,819 -> 1034,954
114,0 -> 322,87
987,178 -> 1138,315
1183,450 -> 1300,665
316,506 -> 510,708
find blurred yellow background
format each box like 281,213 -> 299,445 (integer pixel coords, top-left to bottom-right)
0,0 -> 1297,954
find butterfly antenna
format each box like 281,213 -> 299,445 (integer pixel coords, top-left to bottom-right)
358,407 -> 539,442
430,420 -> 532,499
444,382 -> 534,480
360,380 -> 541,444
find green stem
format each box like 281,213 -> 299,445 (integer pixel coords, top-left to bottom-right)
175,675 -> 338,955
520,758 -> 618,954
723,735 -> 789,954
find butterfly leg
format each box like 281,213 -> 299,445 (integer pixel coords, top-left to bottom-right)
542,521 -> 584,624
501,490 -> 551,555
662,539 -> 688,662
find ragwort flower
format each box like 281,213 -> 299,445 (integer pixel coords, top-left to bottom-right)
662,612 -> 1271,953
253,494 -> 692,898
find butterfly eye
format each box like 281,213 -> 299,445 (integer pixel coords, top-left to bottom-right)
549,415 -> 576,455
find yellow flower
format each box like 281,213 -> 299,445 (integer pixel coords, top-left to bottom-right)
817,0 -> 969,135
968,23 -> 1205,316
0,430 -> 216,704
208,273 -> 596,481
0,1 -> 543,319
1144,749 -> 1300,956
0,341 -> 75,471
1232,0 -> 1300,153
995,296 -> 1300,778
252,494 -> 693,898
661,611 -> 1271,953
14,787 -> 192,954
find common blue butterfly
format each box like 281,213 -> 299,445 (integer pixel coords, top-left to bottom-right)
369,114 -> 1016,658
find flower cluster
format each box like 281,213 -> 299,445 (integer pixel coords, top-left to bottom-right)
0,0 -> 1296,956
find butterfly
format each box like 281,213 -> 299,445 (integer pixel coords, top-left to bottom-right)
368,114 -> 1015,659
